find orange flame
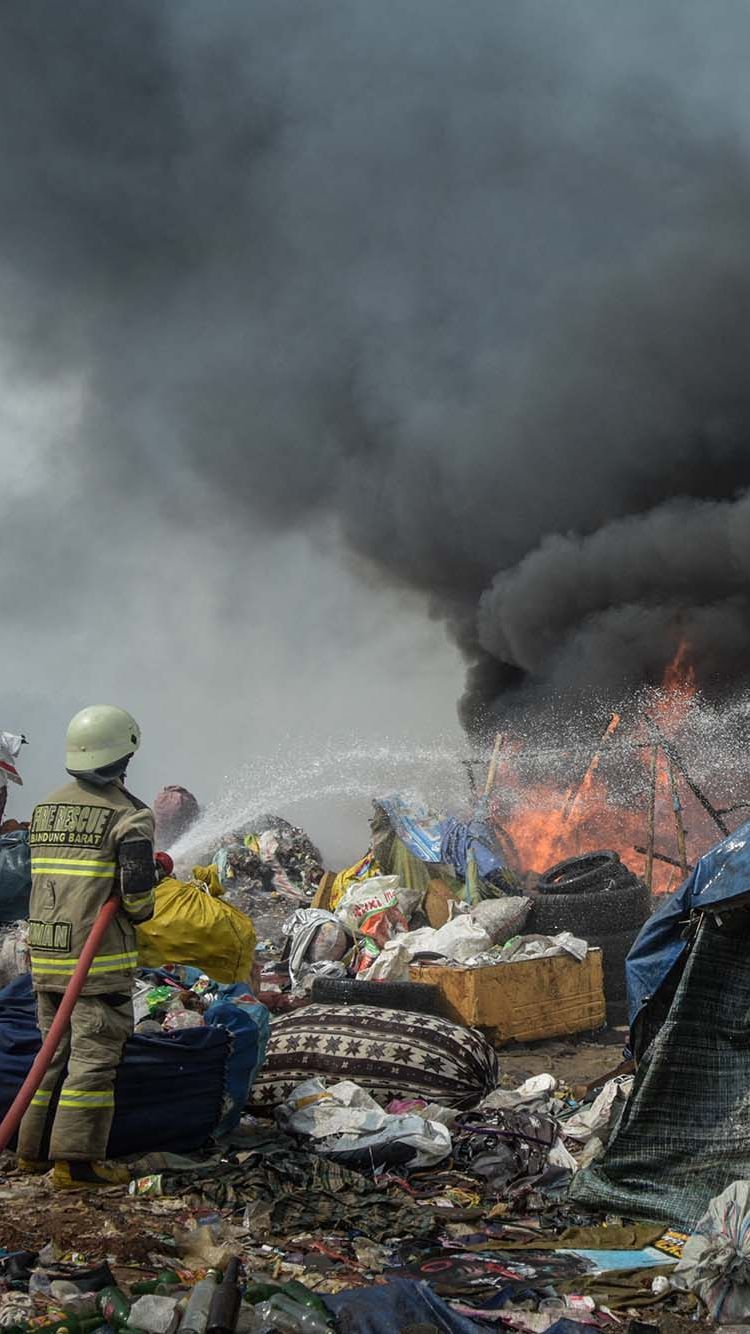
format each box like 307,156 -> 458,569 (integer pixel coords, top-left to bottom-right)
489,641 -> 713,893
661,639 -> 697,697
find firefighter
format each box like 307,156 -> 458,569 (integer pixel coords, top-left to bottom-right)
17,705 -> 156,1190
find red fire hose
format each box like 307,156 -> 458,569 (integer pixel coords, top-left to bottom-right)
0,895 -> 120,1153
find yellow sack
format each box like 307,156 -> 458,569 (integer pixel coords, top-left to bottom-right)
137,875 -> 257,984
191,863 -> 225,898
328,853 -> 382,911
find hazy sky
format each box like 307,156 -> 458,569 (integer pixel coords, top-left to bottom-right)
0,370 -> 463,818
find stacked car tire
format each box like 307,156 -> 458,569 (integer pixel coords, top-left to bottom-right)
528,851 -> 650,1026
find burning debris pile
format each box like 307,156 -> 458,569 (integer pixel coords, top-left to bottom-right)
483,644 -> 749,897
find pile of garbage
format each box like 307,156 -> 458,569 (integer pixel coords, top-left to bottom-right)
9,811 -> 750,1329
274,1067 -> 632,1178
279,876 -> 589,998
9,718 -> 750,1332
0,1057 -> 718,1333
281,798 -> 648,1027
0,1246 -> 341,1334
132,969 -> 259,1036
203,817 -> 326,951
210,817 -> 325,901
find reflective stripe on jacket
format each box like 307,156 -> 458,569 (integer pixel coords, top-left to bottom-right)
28,777 -> 155,994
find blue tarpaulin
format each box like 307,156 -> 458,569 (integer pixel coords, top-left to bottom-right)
0,971 -> 269,1155
377,794 -> 506,882
438,801 -> 506,882
375,796 -> 443,862
139,965 -> 270,1138
626,819 -> 750,1024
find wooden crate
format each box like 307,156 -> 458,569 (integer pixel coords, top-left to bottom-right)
410,948 -> 605,1044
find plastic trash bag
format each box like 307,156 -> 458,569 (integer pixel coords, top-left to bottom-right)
395,916 -> 492,963
336,876 -> 409,953
562,1076 -> 634,1146
481,1072 -> 557,1112
501,931 -> 588,962
137,874 -> 256,984
672,1180 -> 750,1322
0,733 -> 24,789
277,1077 -> 452,1169
326,852 -> 382,911
361,942 -> 412,982
0,831 -> 31,924
0,922 -> 29,989
153,785 -> 200,848
283,908 -> 352,991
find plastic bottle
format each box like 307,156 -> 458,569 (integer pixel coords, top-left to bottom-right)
28,1271 -> 52,1298
235,1309 -> 261,1334
181,1271 -> 220,1334
206,1259 -> 241,1334
49,1287 -> 98,1319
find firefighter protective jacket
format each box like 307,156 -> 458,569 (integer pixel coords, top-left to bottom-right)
27,776 -> 155,994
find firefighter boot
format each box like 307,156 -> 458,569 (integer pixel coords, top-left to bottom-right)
52,1160 -> 131,1191
16,1158 -> 51,1176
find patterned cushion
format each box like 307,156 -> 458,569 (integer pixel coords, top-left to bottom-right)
249,1003 -> 499,1112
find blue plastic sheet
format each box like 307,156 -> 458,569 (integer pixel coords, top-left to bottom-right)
439,800 -> 506,882
547,1323 -> 596,1334
325,1278 -> 484,1333
626,818 -> 750,1024
0,971 -> 268,1155
376,796 -> 443,862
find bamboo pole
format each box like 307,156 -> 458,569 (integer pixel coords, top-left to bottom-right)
634,844 -> 687,870
668,759 -> 689,878
645,744 -> 658,892
561,711 -> 621,823
483,732 -> 504,798
645,714 -> 729,837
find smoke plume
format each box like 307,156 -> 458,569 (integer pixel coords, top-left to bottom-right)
2,0 -> 750,748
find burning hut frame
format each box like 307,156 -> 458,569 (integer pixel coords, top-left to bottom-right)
463,653 -> 750,894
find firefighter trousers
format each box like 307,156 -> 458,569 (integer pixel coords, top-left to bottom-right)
17,989 -> 133,1162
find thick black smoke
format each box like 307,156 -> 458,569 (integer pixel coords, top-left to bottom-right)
3,1 -> 750,736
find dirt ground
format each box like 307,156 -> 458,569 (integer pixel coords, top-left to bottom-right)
0,1174 -> 185,1262
496,1025 -> 629,1089
657,1314 -> 716,1334
0,1029 -> 631,1260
